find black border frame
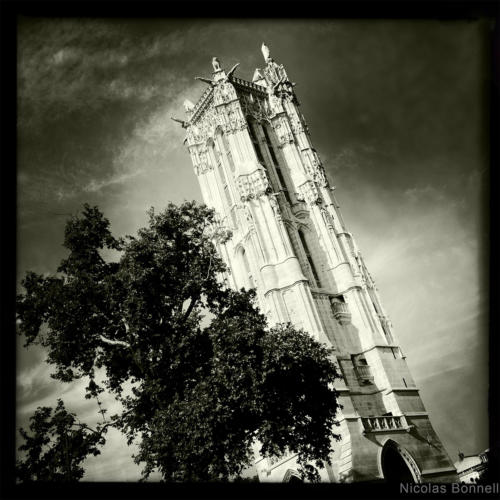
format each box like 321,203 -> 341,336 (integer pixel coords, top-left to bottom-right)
2,1 -> 498,499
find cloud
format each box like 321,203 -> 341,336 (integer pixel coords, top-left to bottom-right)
83,169 -> 146,194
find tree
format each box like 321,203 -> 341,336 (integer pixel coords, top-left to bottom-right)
16,399 -> 106,482
16,201 -> 342,482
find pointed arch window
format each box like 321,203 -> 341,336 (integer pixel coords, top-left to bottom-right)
262,125 -> 279,166
216,129 -> 235,173
275,165 -> 291,204
248,120 -> 265,164
219,161 -> 232,209
241,248 -> 255,289
213,134 -> 233,211
298,230 -> 322,288
262,124 -> 292,205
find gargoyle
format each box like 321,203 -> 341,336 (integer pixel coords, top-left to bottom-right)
170,117 -> 189,129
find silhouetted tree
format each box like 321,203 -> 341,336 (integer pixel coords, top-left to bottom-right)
17,202 -> 341,482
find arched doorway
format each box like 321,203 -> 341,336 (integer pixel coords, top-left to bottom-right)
380,440 -> 421,483
283,469 -> 303,483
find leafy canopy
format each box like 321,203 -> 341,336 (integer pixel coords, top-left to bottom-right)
17,201 -> 341,481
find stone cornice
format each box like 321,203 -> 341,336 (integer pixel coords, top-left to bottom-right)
385,387 -> 420,394
189,86 -> 214,125
337,343 -> 404,358
263,278 -> 309,297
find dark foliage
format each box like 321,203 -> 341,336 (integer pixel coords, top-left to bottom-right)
16,399 -> 106,482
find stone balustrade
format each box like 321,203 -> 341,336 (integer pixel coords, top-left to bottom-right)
362,415 -> 407,433
232,76 -> 267,95
332,300 -> 348,315
355,364 -> 373,381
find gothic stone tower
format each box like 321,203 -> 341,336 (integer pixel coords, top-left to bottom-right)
178,44 -> 457,483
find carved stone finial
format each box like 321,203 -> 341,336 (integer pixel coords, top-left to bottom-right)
252,68 -> 264,83
183,99 -> 194,113
261,42 -> 271,62
212,56 -> 222,72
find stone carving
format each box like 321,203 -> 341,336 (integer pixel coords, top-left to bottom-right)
289,112 -> 310,136
189,145 -> 214,176
300,148 -> 328,186
171,116 -> 189,129
263,57 -> 296,103
268,193 -> 282,222
271,116 -> 295,147
219,103 -> 248,134
186,123 -> 203,146
290,116 -> 306,136
186,103 -> 223,146
252,68 -> 265,83
237,168 -> 272,201
299,180 -> 322,206
320,206 -> 335,231
240,92 -> 271,122
214,81 -> 238,106
193,162 -> 212,176
314,164 -> 328,187
183,99 -> 195,113
271,94 -> 285,113
212,56 -> 222,72
261,42 -> 271,63
243,204 -> 253,222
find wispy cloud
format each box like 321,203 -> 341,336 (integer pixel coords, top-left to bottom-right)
83,169 -> 146,194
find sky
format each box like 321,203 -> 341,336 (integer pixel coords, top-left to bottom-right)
16,18 -> 490,481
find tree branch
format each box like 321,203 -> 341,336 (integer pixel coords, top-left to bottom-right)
181,296 -> 199,324
99,335 -> 130,348
72,422 -> 102,435
204,253 -> 213,282
122,318 -> 130,334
